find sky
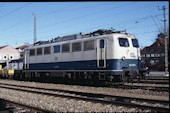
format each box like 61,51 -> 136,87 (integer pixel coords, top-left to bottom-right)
0,1 -> 169,48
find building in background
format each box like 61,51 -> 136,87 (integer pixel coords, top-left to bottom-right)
0,45 -> 21,69
16,45 -> 29,58
141,33 -> 169,71
0,45 -> 21,63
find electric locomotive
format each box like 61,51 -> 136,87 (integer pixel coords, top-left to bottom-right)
22,29 -> 142,83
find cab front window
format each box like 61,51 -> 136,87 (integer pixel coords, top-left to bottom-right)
132,39 -> 139,47
118,38 -> 129,47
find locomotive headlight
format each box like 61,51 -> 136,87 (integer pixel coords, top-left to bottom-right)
138,57 -> 142,60
122,56 -> 125,60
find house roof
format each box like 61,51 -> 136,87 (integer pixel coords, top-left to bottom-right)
0,45 -> 8,49
141,34 -> 166,54
16,45 -> 29,49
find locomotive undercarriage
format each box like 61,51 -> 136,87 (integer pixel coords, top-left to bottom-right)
19,71 -> 123,85
1,69 -> 144,85
121,69 -> 146,83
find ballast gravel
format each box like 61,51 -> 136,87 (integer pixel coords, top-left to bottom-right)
0,79 -> 168,112
0,88 -> 151,112
0,79 -> 168,99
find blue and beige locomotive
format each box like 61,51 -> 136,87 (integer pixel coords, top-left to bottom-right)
22,29 -> 142,83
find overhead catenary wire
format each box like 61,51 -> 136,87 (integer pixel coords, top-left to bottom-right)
3,19 -> 161,43
151,15 -> 162,32
0,3 -> 101,32
2,29 -> 159,45
39,2 -> 112,16
0,16 -> 33,31
1,2 -> 115,32
33,2 -> 164,36
127,7 -> 156,29
0,2 -> 79,33
0,13 -> 165,40
0,2 -> 137,38
37,2 -> 137,30
155,15 -> 164,32
35,13 -> 164,38
0,2 -> 32,20
133,30 -> 159,34
37,2 -> 80,17
0,2 -> 157,35
0,2 -> 168,46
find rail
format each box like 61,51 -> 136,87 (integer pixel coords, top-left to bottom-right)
0,98 -> 55,113
0,82 -> 169,112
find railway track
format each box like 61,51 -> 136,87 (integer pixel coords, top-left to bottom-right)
138,80 -> 169,84
117,83 -> 169,92
132,79 -> 169,84
0,82 -> 169,112
145,76 -> 169,80
0,98 -> 55,113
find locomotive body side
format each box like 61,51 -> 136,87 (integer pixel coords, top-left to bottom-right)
23,32 -> 141,82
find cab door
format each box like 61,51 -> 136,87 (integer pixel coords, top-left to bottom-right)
97,38 -> 107,68
24,49 -> 29,69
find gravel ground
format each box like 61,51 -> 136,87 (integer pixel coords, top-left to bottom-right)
125,82 -> 169,87
0,79 -> 168,112
0,83 -> 168,109
0,88 -> 152,112
0,79 -> 168,99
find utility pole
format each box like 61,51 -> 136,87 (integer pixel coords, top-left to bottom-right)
33,12 -> 37,45
159,5 -> 169,76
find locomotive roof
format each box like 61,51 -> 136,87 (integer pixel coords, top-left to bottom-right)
28,29 -> 135,49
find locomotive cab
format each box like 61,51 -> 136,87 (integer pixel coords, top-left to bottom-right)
112,33 -> 141,82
